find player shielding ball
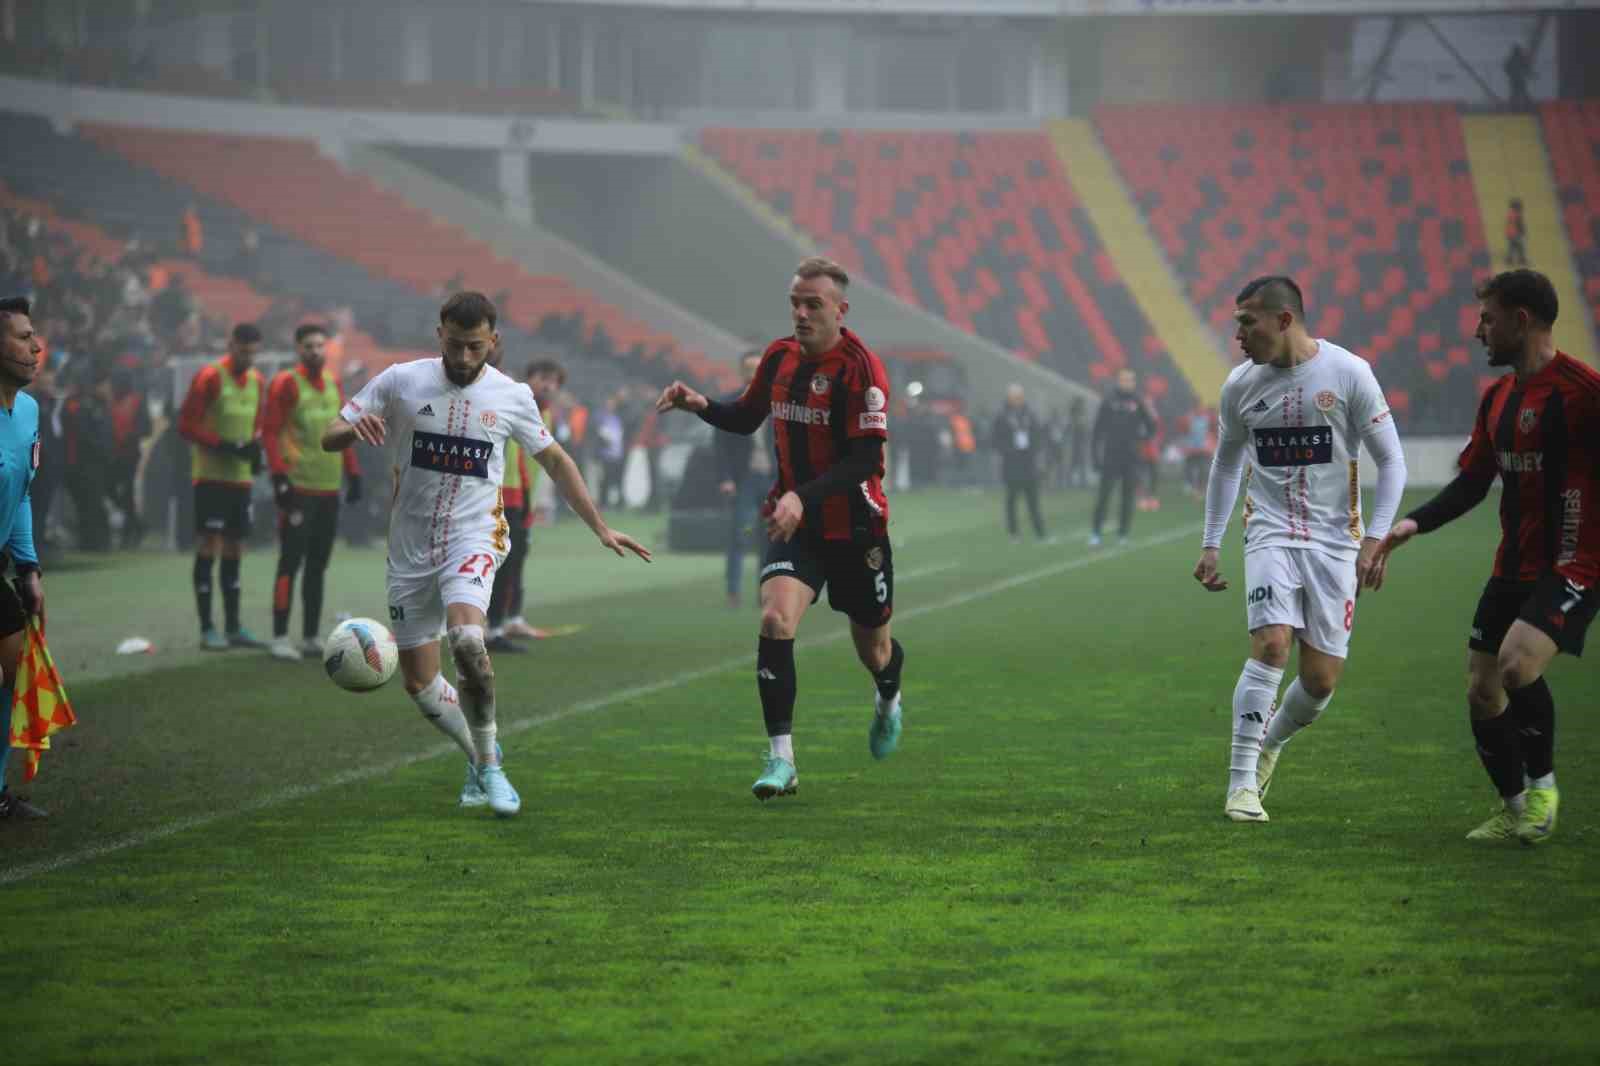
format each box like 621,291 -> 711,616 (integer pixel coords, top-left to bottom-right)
1371,269 -> 1600,845
656,257 -> 906,800
1194,276 -> 1407,823
321,293 -> 649,817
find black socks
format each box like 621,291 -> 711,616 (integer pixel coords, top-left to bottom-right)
756,636 -> 796,738
873,638 -> 905,704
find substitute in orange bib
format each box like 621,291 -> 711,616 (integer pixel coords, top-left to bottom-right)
177,322 -> 266,651
263,323 -> 362,662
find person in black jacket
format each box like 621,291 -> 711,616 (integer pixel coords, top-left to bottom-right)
1090,368 -> 1156,547
716,351 -> 771,606
992,384 -> 1049,543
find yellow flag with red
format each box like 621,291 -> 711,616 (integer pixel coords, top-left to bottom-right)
7,618 -> 76,782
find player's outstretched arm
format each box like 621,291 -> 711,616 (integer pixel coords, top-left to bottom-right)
655,381 -> 708,414
321,413 -> 386,451
533,442 -> 652,562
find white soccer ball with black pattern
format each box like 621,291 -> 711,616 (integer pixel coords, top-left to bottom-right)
322,617 -> 399,692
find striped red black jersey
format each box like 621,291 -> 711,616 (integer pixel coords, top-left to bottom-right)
1457,351 -> 1600,583
732,327 -> 891,541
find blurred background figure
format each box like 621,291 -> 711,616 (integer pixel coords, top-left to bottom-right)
593,390 -> 627,511
1090,368 -> 1155,548
1181,406 -> 1216,499
717,350 -> 771,606
1505,198 -> 1528,267
991,383 -> 1049,544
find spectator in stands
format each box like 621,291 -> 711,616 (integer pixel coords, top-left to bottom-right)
594,391 -> 627,510
180,203 -> 204,258
1503,43 -> 1532,111
991,384 -> 1049,544
1090,367 -> 1156,548
1505,198 -> 1528,268
149,272 -> 193,342
717,352 -> 771,607
177,322 -> 267,650
233,227 -> 261,283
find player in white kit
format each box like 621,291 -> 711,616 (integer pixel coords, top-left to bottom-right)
1192,277 -> 1407,823
321,293 -> 650,817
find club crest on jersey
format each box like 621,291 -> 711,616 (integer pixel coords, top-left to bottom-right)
810,374 -> 830,396
480,411 -> 498,429
1315,390 -> 1337,412
865,547 -> 884,571
1519,407 -> 1537,432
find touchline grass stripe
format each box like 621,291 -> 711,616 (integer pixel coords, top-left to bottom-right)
1,523 -> 1197,886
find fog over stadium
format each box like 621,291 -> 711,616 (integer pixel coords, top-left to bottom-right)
2,3 -> 1599,1062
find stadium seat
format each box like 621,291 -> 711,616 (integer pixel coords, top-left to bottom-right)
1540,101 -> 1600,340
1095,103 -> 1490,432
699,128 -> 1195,417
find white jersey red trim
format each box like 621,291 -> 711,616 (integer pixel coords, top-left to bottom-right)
341,358 -> 554,579
1216,340 -> 1391,560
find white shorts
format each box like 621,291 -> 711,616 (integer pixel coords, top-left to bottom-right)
385,551 -> 501,651
1242,547 -> 1358,658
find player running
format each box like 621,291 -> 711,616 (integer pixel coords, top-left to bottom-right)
1194,276 -> 1407,823
655,257 -> 906,800
263,323 -> 361,661
321,293 -> 650,817
1371,269 -> 1600,845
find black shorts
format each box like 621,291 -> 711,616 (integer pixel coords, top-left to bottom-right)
1470,573 -> 1599,658
194,483 -> 253,539
0,579 -> 24,639
278,492 -> 339,545
760,532 -> 894,629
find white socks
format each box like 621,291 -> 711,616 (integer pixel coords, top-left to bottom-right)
1263,679 -> 1332,752
410,674 -> 475,762
472,724 -> 500,767
1230,659 -> 1283,793
770,734 -> 794,763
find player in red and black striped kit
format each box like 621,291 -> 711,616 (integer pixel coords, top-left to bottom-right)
1373,270 -> 1600,845
656,257 -> 906,800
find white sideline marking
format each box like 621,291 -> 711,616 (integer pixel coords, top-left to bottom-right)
1,523 -> 1197,886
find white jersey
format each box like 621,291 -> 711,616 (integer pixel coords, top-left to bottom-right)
341,358 -> 555,578
1216,340 -> 1392,560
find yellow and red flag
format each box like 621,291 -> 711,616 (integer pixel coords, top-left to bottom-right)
7,618 -> 76,782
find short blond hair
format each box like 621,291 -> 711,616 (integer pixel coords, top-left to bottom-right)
794,256 -> 849,291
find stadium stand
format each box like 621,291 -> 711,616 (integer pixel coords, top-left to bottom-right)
1541,100 -> 1600,341
81,123 -> 726,388
1094,103 -> 1493,434
0,110 -> 722,395
698,128 -> 1196,416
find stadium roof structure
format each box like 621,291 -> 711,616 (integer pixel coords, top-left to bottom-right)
535,0 -> 1597,15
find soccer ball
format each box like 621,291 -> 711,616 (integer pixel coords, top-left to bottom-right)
323,617 -> 399,692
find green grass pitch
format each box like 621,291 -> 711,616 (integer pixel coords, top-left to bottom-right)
5,487 -> 1598,1064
